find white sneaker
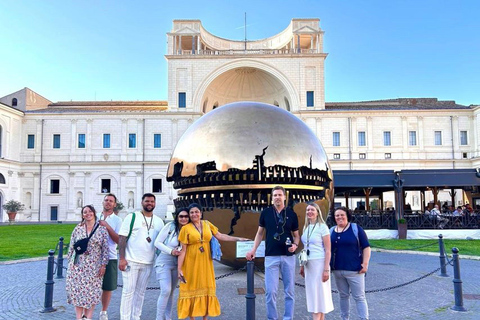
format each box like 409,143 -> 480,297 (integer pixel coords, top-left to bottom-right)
99,311 -> 108,320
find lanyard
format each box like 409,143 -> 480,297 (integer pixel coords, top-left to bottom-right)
306,223 -> 317,253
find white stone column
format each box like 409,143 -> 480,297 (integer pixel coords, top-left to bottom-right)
402,116 -> 408,151
84,171 -> 92,206
418,116 -> 424,154
33,172 -> 40,220
452,116 -> 459,155
367,117 -> 373,152
86,118 -> 93,161
121,118 -> 127,161
35,119 -> 42,162
136,171 -> 143,205
70,119 -> 77,161
67,171 -> 75,220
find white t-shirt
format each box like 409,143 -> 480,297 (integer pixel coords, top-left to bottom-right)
97,212 -> 123,260
119,212 -> 164,264
300,223 -> 330,260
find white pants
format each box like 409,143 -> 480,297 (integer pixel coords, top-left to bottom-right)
120,261 -> 153,320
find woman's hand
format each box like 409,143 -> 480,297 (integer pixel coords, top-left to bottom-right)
322,269 -> 330,282
98,265 -> 106,277
299,266 -> 305,278
359,263 -> 368,274
171,249 -> 181,256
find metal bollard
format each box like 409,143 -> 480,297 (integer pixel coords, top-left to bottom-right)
451,247 -> 467,312
245,260 -> 256,320
438,234 -> 448,277
56,237 -> 64,279
40,250 -> 57,313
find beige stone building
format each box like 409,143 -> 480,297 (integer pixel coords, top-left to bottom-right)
1,19 -> 479,222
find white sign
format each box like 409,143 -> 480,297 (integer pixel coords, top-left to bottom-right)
236,240 -> 266,258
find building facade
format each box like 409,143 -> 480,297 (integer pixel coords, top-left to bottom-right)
1,19 -> 479,222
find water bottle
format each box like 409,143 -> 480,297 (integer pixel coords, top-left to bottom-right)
285,237 -> 292,248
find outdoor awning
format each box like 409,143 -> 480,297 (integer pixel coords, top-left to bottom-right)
400,169 -> 480,189
333,170 -> 395,196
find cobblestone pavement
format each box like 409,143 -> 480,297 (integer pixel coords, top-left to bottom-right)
0,251 -> 479,320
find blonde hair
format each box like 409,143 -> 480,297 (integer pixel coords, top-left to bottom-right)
303,202 -> 325,233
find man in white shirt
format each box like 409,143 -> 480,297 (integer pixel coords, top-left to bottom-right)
118,193 -> 164,320
97,193 -> 123,320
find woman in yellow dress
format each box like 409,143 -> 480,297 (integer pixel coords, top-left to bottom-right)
177,203 -> 249,319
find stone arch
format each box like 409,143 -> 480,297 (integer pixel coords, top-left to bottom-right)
192,59 -> 299,113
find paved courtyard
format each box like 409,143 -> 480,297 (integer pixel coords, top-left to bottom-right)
0,251 -> 479,320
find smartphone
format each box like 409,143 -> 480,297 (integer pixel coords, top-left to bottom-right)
179,275 -> 187,284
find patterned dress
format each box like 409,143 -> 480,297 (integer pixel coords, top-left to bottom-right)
66,223 -> 109,309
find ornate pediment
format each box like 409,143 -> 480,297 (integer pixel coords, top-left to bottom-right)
172,26 -> 199,35
293,25 -> 319,34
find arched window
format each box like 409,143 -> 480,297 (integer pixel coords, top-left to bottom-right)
0,173 -> 5,184
12,98 -> 18,107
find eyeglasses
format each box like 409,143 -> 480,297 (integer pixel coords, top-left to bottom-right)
178,215 -> 189,219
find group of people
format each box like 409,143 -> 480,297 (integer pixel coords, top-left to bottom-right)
66,193 -> 248,320
66,187 -> 371,320
247,186 -> 371,320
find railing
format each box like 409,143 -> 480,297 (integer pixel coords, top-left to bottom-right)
172,48 -> 321,56
328,210 -> 480,230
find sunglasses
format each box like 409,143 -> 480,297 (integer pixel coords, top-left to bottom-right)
178,215 -> 189,219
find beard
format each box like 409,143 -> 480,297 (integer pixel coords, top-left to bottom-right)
143,204 -> 155,212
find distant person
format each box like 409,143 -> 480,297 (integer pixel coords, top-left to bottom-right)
430,204 -> 448,228
246,186 -> 300,320
118,193 -> 164,320
330,207 -> 371,320
299,203 -> 334,320
154,208 -> 190,320
66,205 -> 109,320
97,194 -> 122,320
177,203 -> 248,319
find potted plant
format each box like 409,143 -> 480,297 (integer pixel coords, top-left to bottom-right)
397,218 -> 407,239
2,200 -> 26,223
114,201 -> 125,214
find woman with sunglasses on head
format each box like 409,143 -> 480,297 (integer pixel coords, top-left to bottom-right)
299,203 -> 333,320
177,203 -> 249,320
66,205 -> 109,320
154,208 -> 190,320
330,207 -> 371,320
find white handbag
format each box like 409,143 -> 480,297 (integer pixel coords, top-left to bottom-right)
298,249 -> 308,267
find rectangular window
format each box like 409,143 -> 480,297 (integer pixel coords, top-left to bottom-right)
101,179 -> 111,193
383,131 -> 391,146
152,179 -> 162,193
460,131 -> 468,145
78,134 -> 86,148
333,132 -> 340,146
306,91 -> 314,107
359,153 -> 366,159
154,134 -> 162,148
385,153 -> 391,159
50,179 -> 60,194
128,134 -> 136,148
358,131 -> 366,146
103,134 -> 111,148
409,131 -> 417,146
178,92 -> 186,108
50,206 -> 58,221
333,153 -> 340,159
53,134 -> 61,149
27,134 -> 35,149
435,131 -> 442,145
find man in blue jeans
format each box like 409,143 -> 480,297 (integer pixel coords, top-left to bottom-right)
246,186 -> 300,320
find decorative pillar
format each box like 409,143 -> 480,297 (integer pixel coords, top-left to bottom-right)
364,188 -> 372,211
433,187 -> 440,207
344,192 -> 350,210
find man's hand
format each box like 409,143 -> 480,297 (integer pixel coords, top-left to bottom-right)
359,263 -> 368,274
288,243 -> 298,253
246,250 -> 255,261
119,258 -> 128,271
299,266 -> 305,278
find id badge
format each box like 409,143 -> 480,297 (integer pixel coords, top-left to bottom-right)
199,246 -> 205,253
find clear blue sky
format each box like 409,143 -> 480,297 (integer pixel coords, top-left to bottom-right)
1,0 -> 479,105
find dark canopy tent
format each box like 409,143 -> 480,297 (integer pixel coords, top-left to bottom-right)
400,169 -> 480,189
332,170 -> 395,196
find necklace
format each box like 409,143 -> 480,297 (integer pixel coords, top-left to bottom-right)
336,223 -> 349,240
142,213 -> 153,243
306,222 -> 316,256
193,221 -> 205,253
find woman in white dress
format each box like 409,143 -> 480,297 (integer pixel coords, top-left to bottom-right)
299,203 -> 334,320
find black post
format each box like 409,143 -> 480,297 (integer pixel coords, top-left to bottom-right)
438,234 -> 448,277
245,260 -> 256,320
41,250 -> 56,313
451,247 -> 467,312
56,237 -> 64,279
